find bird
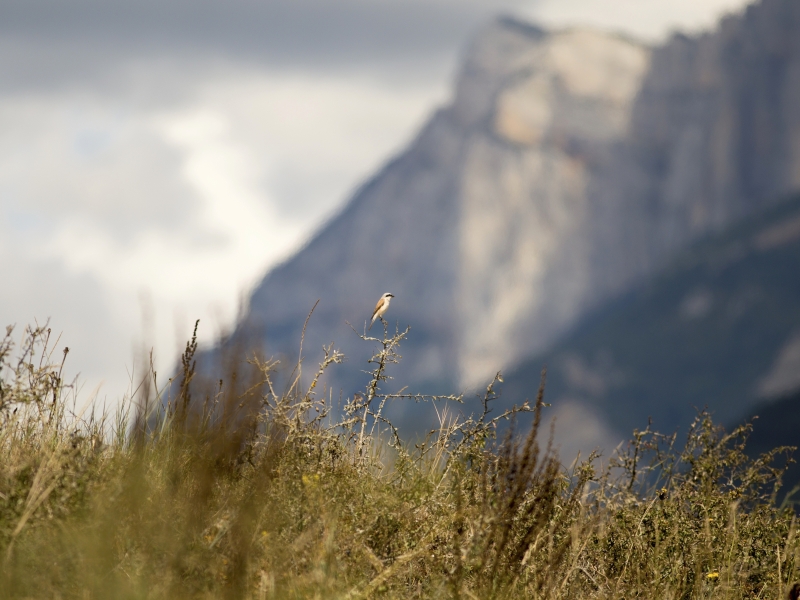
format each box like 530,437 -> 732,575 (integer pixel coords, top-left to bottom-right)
369,293 -> 394,330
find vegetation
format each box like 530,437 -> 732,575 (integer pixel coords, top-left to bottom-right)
0,318 -> 798,599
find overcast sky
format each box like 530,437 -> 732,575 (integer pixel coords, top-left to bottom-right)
0,0 -> 753,404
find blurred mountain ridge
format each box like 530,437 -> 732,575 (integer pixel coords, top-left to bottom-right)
497,191 -> 800,458
209,0 -> 800,434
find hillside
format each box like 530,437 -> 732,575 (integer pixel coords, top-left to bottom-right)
745,390 -> 800,496
498,194 -> 800,459
227,18 -> 651,396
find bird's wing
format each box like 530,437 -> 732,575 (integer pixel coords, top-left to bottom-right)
371,297 -> 386,320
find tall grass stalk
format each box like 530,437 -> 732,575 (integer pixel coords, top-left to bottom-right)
0,319 -> 796,599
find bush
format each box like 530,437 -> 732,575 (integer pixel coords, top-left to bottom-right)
0,318 -> 796,599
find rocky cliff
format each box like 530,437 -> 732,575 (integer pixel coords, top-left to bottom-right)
500,193 -> 800,460
589,0 -> 800,296
229,0 -> 800,406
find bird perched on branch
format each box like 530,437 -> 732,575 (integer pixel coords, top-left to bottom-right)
369,293 -> 394,329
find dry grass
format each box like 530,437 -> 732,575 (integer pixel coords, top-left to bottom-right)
0,319 -> 797,599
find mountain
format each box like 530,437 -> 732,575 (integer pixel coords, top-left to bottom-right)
498,194 -> 800,459
589,0 -> 800,290
744,390 -> 800,496
234,19 -> 652,394
210,0 -> 800,436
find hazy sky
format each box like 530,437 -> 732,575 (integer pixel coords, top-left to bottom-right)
0,0 -> 753,402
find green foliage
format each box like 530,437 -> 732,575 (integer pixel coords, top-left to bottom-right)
0,319 -> 797,599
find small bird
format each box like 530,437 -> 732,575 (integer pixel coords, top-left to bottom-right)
369,292 -> 394,330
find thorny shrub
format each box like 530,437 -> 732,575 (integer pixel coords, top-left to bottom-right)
0,316 -> 797,599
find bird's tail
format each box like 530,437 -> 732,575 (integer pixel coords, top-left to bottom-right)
368,318 -> 375,330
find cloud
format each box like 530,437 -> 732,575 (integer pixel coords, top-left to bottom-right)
0,63 -> 442,397
0,0 -> 525,94
0,0 -> 757,96
525,0 -> 754,42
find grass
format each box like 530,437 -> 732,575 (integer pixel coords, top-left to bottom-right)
0,318 -> 798,599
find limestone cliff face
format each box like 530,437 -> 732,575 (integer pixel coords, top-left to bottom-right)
238,19 -> 650,394
235,0 -> 800,397
589,0 -> 800,296
452,22 -> 649,384
451,23 -> 649,385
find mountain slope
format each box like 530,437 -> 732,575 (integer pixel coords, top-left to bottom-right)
588,0 -> 800,289
233,19 -> 651,394
498,194 -> 800,457
219,0 -> 800,410
743,390 -> 800,496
